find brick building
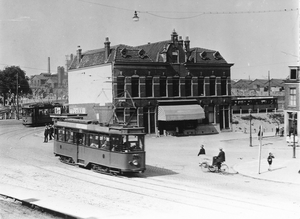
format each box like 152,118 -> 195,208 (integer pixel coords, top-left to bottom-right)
284,66 -> 299,137
68,30 -> 234,135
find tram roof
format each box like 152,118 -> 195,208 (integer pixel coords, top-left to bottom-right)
55,119 -> 145,135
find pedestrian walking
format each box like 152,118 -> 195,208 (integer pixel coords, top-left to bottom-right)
197,145 -> 206,156
44,124 -> 49,143
258,127 -> 263,140
267,152 -> 275,171
275,127 -> 280,136
49,124 -> 54,140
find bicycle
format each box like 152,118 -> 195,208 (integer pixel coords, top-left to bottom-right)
199,161 -> 229,173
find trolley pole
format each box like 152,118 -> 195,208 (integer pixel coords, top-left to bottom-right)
249,109 -> 252,147
258,125 -> 263,174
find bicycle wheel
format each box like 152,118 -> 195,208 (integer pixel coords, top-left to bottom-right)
220,164 -> 229,173
200,162 -> 209,172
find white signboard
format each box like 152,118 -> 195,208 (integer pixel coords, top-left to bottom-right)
70,107 -> 86,114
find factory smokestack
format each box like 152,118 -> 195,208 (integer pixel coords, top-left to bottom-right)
48,57 -> 50,74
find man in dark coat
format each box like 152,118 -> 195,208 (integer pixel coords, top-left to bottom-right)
214,148 -> 225,171
197,145 -> 206,156
44,124 -> 49,143
49,124 -> 54,140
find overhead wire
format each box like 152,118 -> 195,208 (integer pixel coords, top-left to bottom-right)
75,0 -> 298,20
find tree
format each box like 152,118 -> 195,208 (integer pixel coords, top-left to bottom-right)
0,66 -> 32,106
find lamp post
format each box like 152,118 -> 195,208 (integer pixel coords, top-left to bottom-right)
249,109 -> 252,147
293,112 -> 296,158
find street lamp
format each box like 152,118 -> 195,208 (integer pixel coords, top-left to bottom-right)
292,112 -> 297,158
249,109 -> 252,147
133,11 -> 139,22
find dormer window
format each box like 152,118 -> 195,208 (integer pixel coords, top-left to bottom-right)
200,51 -> 208,60
138,49 -> 146,59
290,69 -> 297,80
120,48 -> 127,57
172,51 -> 179,63
213,51 -> 222,60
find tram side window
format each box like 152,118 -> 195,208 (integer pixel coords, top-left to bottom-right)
100,136 -> 111,150
77,133 -> 85,146
65,129 -> 74,143
89,134 -> 100,148
57,128 -> 64,141
110,135 -> 122,152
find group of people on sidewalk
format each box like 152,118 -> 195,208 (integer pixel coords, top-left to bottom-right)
44,124 -> 54,143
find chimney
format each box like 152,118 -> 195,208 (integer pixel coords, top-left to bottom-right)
171,29 -> 178,43
178,36 -> 183,47
104,37 -> 111,60
77,46 -> 82,65
184,36 -> 190,52
57,66 -> 62,86
48,57 -> 50,74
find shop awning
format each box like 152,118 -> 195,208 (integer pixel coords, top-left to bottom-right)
158,105 -> 205,121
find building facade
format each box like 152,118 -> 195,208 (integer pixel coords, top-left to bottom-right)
284,66 -> 299,138
68,30 -> 234,135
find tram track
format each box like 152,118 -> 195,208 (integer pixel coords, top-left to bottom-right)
1,126 -> 299,217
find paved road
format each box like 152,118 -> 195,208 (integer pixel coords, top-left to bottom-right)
0,120 -> 300,219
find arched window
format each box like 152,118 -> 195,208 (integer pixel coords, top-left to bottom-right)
185,75 -> 192,96
159,76 -> 167,97
210,77 -> 216,96
131,76 -> 139,97
117,76 -> 125,97
198,77 -> 204,96
221,76 -> 227,95
173,76 -> 180,96
145,76 -> 153,97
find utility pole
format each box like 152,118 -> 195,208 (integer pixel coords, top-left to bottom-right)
268,71 -> 270,96
249,109 -> 252,147
16,72 -> 19,120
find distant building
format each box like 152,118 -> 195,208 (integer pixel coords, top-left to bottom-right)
284,66 -> 299,138
68,30 -> 234,135
28,57 -> 71,100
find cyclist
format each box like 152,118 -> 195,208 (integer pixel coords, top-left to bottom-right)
213,148 -> 225,171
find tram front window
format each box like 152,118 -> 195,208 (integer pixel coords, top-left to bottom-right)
22,109 -> 33,116
123,135 -> 143,152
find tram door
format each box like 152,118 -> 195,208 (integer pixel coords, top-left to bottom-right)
75,132 -> 85,164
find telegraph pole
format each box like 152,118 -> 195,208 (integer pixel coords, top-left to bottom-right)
16,72 -> 19,120
249,109 -> 252,147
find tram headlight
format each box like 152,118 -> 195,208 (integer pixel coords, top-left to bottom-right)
129,160 -> 139,166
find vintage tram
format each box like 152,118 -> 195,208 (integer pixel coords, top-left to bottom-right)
22,102 -> 64,126
231,96 -> 278,114
53,119 -> 146,175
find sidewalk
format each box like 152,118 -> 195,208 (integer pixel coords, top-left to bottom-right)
233,158 -> 300,185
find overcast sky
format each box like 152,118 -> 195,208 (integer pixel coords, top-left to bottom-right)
0,0 -> 298,79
